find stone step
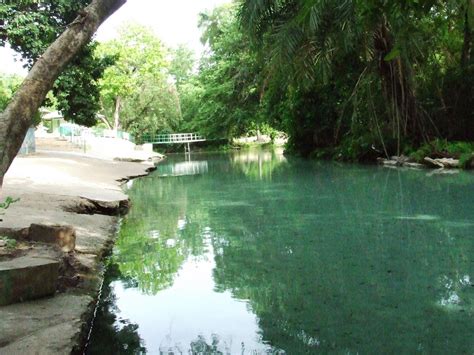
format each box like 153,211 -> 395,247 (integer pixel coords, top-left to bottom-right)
29,224 -> 76,252
35,137 -> 81,152
0,257 -> 59,306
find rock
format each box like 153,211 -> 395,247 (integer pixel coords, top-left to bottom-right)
64,197 -> 130,216
378,158 -> 398,166
28,224 -> 76,252
113,157 -> 146,163
390,155 -> 410,163
404,162 -> 425,169
424,157 -> 459,169
378,157 -> 424,169
0,256 -> 59,306
0,240 -> 6,248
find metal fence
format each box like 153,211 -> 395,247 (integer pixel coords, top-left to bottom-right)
140,133 -> 206,144
59,124 -> 133,142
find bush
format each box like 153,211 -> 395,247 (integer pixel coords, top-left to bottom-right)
409,139 -> 474,162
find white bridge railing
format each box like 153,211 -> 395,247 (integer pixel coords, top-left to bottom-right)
144,133 -> 206,144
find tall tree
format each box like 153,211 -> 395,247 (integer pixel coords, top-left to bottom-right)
170,44 -> 195,89
461,0 -> 474,68
97,24 -> 181,138
180,4 -> 264,139
0,0 -> 126,187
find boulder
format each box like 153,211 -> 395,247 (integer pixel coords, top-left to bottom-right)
0,256 -> 59,306
424,157 -> 459,169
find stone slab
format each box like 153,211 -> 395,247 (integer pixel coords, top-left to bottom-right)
0,293 -> 93,353
29,224 -> 76,252
0,256 -> 59,306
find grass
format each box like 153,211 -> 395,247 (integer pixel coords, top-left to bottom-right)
0,236 -> 17,251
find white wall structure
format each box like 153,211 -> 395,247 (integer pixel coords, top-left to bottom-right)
19,127 -> 36,155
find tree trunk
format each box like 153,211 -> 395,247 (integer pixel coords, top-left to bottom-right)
99,98 -> 113,129
461,0 -> 474,68
99,115 -> 113,129
373,20 -> 424,149
0,0 -> 126,188
113,96 -> 121,131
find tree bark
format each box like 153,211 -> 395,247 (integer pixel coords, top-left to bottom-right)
99,115 -> 113,129
113,96 -> 121,131
461,0 -> 474,68
373,21 -> 423,148
99,98 -> 113,129
0,0 -> 126,187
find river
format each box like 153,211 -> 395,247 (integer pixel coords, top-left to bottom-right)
87,149 -> 474,354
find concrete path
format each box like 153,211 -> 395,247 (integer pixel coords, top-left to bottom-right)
0,151 -> 158,354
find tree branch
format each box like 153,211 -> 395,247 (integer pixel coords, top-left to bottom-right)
0,0 -> 127,186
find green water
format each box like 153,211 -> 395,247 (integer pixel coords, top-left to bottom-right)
87,150 -> 474,354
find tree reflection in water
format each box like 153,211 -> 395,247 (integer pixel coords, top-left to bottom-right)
85,263 -> 146,355
88,150 -> 474,354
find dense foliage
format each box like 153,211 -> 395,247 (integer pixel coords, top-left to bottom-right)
2,0 -> 472,160
178,5 -> 266,139
0,73 -> 42,125
0,0 -> 112,126
0,74 -> 21,111
96,24 -> 182,139
177,0 -> 474,159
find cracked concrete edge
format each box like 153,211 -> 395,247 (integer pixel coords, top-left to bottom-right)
71,163 -> 160,353
71,167 -> 159,354
0,152 -> 162,354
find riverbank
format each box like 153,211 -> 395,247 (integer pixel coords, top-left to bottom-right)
0,151 -> 160,354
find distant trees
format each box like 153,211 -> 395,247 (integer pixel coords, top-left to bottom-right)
96,24 -> 182,138
178,4 -> 266,140
0,74 -> 21,111
170,44 -> 195,89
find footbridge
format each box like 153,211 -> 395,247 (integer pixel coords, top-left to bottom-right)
141,133 -> 206,152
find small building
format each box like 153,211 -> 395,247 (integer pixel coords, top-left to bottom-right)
41,110 -> 65,135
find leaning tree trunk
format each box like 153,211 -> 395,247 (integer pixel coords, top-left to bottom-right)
0,0 -> 126,188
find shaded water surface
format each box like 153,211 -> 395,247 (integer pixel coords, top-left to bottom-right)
87,150 -> 474,354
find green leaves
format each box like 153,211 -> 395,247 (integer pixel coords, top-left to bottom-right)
174,4 -> 266,139
97,24 -> 181,137
1,1 -> 110,127
0,74 -> 22,111
0,197 -> 20,221
0,196 -> 19,210
384,48 -> 401,61
1,0 -> 91,63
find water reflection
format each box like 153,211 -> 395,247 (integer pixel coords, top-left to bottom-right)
86,263 -> 146,354
88,149 -> 474,354
156,159 -> 209,177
